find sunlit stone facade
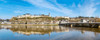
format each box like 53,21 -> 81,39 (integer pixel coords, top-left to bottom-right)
17,13 -> 51,18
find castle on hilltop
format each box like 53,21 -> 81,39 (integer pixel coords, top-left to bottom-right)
16,13 -> 51,18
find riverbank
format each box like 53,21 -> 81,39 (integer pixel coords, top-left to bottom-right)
0,24 -> 59,26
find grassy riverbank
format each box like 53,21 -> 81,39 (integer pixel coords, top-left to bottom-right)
0,24 -> 59,26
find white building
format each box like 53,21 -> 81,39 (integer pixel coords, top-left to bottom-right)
55,16 -> 69,19
17,13 -> 51,18
80,19 -> 89,23
63,16 -> 70,19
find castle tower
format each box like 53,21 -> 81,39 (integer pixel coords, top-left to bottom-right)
48,13 -> 50,17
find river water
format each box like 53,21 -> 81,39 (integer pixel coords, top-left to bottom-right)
0,25 -> 100,40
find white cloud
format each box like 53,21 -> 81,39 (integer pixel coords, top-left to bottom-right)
78,4 -> 81,8
78,0 -> 97,16
23,0 -> 99,17
71,3 -> 76,7
14,10 -> 23,13
96,3 -> 100,5
23,0 -> 73,16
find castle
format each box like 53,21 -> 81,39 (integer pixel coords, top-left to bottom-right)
16,13 -> 51,18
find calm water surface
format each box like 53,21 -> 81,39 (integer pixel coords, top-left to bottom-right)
0,25 -> 100,40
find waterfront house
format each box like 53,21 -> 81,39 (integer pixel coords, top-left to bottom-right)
80,19 -> 89,23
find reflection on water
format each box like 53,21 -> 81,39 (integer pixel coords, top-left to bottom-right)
10,25 -> 69,35
0,25 -> 100,40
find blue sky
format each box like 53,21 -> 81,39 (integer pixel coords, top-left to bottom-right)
0,0 -> 100,19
